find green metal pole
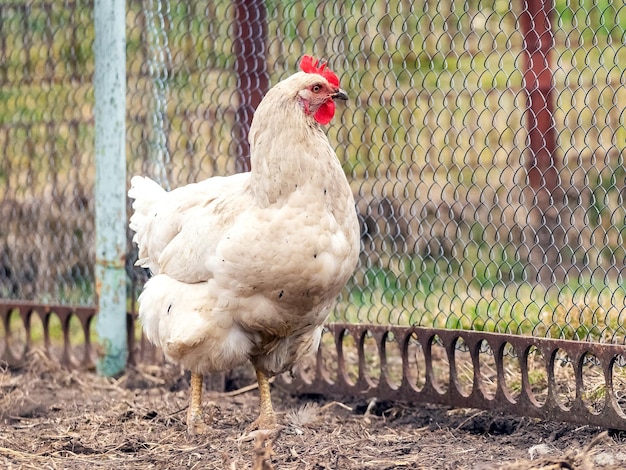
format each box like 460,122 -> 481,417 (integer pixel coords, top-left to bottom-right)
94,0 -> 127,376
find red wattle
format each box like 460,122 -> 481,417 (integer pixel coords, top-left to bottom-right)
314,101 -> 335,125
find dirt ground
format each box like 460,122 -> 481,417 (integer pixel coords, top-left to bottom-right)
1,350 -> 625,470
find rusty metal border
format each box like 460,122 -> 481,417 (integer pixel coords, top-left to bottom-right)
0,301 -> 162,369
0,301 -> 98,368
3,302 -> 626,430
279,323 -> 626,431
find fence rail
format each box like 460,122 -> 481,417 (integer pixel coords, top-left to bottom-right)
1,0 -> 626,429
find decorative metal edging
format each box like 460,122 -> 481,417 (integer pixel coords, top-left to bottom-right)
279,324 -> 626,431
0,301 -> 97,368
3,304 -> 626,430
0,301 -> 158,369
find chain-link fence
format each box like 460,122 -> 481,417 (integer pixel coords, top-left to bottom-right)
1,0 -> 626,347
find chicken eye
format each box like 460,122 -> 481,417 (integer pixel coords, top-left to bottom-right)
312,84 -> 322,93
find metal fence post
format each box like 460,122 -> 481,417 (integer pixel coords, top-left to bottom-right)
94,0 -> 127,376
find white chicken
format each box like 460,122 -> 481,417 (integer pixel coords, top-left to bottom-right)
128,56 -> 360,434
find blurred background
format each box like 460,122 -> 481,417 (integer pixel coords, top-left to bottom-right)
1,0 -> 625,344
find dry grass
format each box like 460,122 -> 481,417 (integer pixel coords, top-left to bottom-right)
500,432 -> 611,470
1,349 -> 625,469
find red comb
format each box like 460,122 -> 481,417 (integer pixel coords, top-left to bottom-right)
299,55 -> 340,87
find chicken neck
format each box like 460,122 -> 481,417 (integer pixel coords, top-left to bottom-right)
248,99 -> 348,207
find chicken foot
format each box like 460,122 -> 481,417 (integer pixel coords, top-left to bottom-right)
186,371 -> 208,435
249,368 -> 277,430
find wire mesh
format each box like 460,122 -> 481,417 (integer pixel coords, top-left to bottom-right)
0,0 -> 94,305
1,0 -> 626,348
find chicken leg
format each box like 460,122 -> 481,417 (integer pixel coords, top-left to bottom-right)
186,371 -> 206,435
251,368 -> 277,430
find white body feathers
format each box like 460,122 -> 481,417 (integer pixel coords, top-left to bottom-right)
129,71 -> 360,377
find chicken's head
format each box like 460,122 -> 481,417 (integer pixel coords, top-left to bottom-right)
296,55 -> 348,125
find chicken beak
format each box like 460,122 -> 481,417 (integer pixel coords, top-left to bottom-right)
332,88 -> 349,101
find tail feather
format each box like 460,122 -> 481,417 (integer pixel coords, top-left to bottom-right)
128,176 -> 166,270
128,176 -> 165,216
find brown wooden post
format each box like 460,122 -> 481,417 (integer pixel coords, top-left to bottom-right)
519,0 -> 565,284
233,0 -> 269,173
520,0 -> 558,194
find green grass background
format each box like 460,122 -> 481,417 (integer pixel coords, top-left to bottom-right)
1,0 -> 625,343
